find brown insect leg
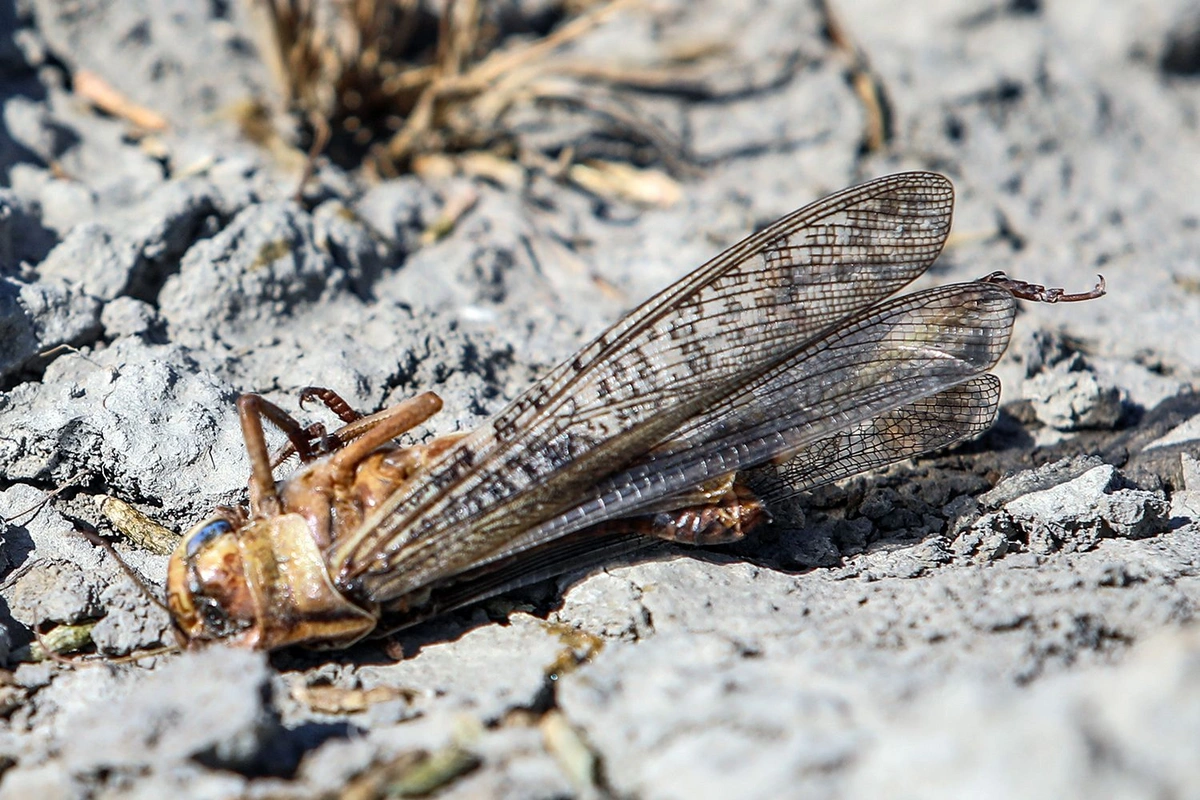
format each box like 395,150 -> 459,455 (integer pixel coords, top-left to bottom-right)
239,393 -> 318,517
271,386 -> 362,467
327,392 -> 445,483
322,391 -> 444,452
270,421 -> 329,469
271,390 -> 448,470
299,386 -> 362,424
632,481 -> 768,546
980,271 -> 1107,303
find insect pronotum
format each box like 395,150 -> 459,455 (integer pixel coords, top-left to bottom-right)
166,172 -> 1105,650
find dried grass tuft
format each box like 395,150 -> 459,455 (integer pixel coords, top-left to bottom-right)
249,0 -> 696,203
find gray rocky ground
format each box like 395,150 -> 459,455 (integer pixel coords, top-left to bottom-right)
0,0 -> 1199,797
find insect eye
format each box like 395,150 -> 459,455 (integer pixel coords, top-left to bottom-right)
198,598 -> 233,636
187,519 -> 234,557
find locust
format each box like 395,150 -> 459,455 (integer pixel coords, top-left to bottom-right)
165,172 -> 1104,650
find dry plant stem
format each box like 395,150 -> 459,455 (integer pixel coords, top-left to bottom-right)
294,110 -> 331,202
420,186 -> 479,244
342,743 -> 481,800
465,0 -> 640,89
541,711 -> 601,797
377,0 -> 424,64
522,78 -> 692,175
26,623 -> 177,666
553,47 -> 804,103
385,63 -> 439,95
567,160 -> 683,207
817,0 -> 891,151
292,682 -> 415,714
99,497 -> 178,555
28,621 -> 95,665
2,471 -> 88,526
73,68 -> 169,131
384,0 -> 641,165
379,73 -> 439,166
276,0 -> 321,106
554,61 -> 714,95
438,0 -> 484,78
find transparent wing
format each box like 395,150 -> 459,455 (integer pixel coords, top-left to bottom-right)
330,173 -> 958,598
746,374 -> 1001,501
376,377 -> 1003,626
462,281 -> 1013,574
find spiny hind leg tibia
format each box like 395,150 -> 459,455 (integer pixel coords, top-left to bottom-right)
274,388 -> 445,465
299,386 -> 361,424
327,392 -> 444,482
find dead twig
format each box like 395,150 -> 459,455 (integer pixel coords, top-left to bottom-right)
73,69 -> 170,133
2,472 -> 89,527
817,0 -> 892,153
97,496 -> 179,556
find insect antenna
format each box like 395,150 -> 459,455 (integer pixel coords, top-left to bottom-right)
75,523 -> 174,617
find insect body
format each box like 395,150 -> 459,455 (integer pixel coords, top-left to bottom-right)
166,172 -> 1104,650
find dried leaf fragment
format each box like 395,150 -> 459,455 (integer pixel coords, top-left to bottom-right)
99,497 -> 178,555
568,159 -> 682,207
292,681 -> 415,714
73,69 -> 169,132
16,621 -> 97,662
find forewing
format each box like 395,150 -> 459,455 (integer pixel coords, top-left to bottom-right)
331,173 -> 956,599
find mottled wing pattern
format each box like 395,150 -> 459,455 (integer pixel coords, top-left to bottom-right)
481,282 -> 1014,563
331,173 -> 956,599
365,380 -> 1002,627
746,374 -> 1002,500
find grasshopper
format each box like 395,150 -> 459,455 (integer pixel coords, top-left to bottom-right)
166,172 -> 1103,650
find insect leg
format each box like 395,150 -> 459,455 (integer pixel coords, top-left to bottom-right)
298,386 -> 362,424
274,390 -> 444,467
238,394 -> 319,517
270,385 -> 362,467
979,271 -> 1106,303
269,420 -> 329,469
629,479 -> 768,546
323,392 -> 445,452
326,392 -> 444,483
